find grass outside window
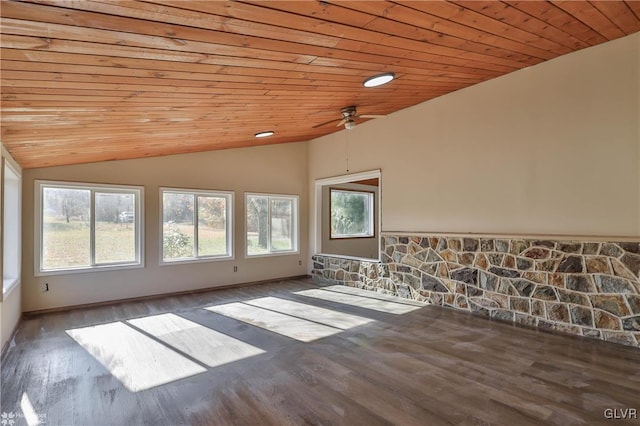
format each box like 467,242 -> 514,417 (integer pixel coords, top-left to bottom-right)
161,189 -> 233,263
36,181 -> 143,275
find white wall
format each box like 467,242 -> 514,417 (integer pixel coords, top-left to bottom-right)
4,163 -> 20,282
22,142 -> 308,312
1,144 -> 22,352
309,33 -> 640,240
1,284 -> 21,353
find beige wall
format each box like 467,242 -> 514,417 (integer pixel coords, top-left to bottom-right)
22,142 -> 308,312
1,144 -> 22,352
309,33 -> 640,241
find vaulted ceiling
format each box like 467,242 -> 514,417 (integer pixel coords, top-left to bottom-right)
2,1 -> 639,168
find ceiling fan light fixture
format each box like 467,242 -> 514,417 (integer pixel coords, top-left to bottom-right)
345,120 -> 357,130
254,130 -> 274,138
363,72 -> 395,88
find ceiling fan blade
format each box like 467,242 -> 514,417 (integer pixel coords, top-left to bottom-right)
312,117 -> 341,128
336,118 -> 347,127
359,114 -> 386,118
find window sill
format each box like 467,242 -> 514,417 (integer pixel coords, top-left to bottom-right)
329,235 -> 376,240
160,255 -> 234,266
36,262 -> 144,277
2,278 -> 20,299
245,250 -> 299,259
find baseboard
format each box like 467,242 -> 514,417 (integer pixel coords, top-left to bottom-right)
23,275 -> 311,317
1,313 -> 23,361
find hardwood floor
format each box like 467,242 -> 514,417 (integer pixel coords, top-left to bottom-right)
1,277 -> 639,425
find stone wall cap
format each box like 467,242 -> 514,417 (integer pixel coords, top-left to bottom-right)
382,232 -> 639,243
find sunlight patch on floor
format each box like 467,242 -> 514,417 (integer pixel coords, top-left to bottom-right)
66,321 -> 206,392
20,392 -> 41,426
206,302 -> 341,342
323,285 -> 426,306
294,288 -> 422,314
245,296 -> 374,329
128,313 -> 265,367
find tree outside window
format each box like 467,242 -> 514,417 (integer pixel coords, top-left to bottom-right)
246,194 -> 298,256
37,181 -> 142,274
161,189 -> 232,262
330,189 -> 374,239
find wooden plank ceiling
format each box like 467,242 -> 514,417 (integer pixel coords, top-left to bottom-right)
2,1 -> 639,168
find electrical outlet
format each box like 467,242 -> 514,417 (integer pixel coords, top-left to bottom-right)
298,260 -> 302,266
41,282 -> 49,293
233,266 -> 238,272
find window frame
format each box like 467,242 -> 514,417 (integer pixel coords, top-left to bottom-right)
245,192 -> 299,258
329,187 -> 376,240
2,159 -> 21,298
159,187 -> 234,265
35,180 -> 144,276
313,169 -> 381,262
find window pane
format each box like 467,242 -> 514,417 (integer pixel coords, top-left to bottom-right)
331,190 -> 373,238
163,192 -> 194,260
197,196 -> 228,257
95,192 -> 136,264
247,196 -> 269,255
42,187 -> 91,270
271,199 -> 293,251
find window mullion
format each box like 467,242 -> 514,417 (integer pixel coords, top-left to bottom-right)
225,197 -> 230,256
39,185 -> 44,272
90,190 -> 96,266
267,198 -> 273,252
135,190 -> 140,263
292,200 -> 297,250
193,194 -> 198,258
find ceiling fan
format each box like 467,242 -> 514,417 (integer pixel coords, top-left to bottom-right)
312,105 -> 386,130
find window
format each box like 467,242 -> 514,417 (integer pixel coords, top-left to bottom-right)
246,193 -> 298,256
3,160 -> 21,294
330,189 -> 374,239
161,189 -> 233,263
36,181 -> 143,275
314,170 -> 380,260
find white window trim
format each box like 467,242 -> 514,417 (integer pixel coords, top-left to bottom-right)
159,187 -> 234,265
2,159 -> 21,298
245,192 -> 299,258
329,188 -> 375,239
34,180 -> 145,276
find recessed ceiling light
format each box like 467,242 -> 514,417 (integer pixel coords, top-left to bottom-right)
363,72 -> 395,88
254,131 -> 274,138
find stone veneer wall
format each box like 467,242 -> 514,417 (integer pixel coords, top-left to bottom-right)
312,235 -> 640,348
